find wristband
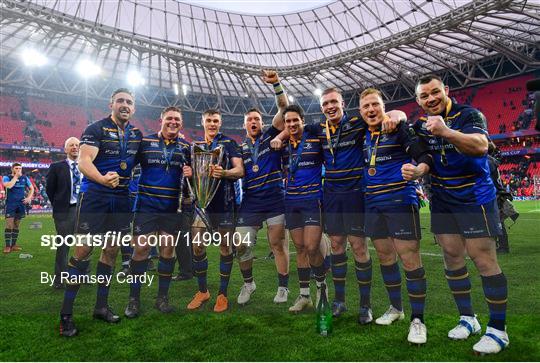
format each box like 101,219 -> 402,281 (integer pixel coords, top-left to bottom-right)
273,82 -> 284,96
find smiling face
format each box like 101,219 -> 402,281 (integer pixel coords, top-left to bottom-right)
359,93 -> 385,130
284,111 -> 304,140
202,112 -> 222,140
244,111 -> 263,139
64,137 -> 80,160
160,110 -> 183,139
110,92 -> 135,125
320,90 -> 344,124
416,78 -> 450,116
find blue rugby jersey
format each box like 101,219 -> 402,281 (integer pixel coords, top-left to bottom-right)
413,99 -> 496,205
283,129 -> 323,201
2,175 -> 31,203
193,133 -> 242,205
240,126 -> 285,202
305,113 -> 366,193
79,117 -> 142,194
363,123 -> 430,206
135,133 -> 190,213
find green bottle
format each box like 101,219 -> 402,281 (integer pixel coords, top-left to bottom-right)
316,283 -> 332,336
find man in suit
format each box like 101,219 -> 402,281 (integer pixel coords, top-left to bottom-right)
46,137 -> 81,289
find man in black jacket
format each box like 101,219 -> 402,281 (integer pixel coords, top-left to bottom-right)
46,137 -> 81,289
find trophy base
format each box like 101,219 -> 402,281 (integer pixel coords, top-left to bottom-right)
192,215 -> 207,229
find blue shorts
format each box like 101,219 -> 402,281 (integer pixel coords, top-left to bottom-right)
237,197 -> 285,227
5,202 -> 26,219
285,198 -> 322,230
205,193 -> 236,230
365,203 -> 421,241
323,190 -> 365,237
431,198 -> 501,238
133,212 -> 181,235
76,191 -> 132,235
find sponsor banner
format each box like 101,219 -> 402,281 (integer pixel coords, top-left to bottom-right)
500,147 -> 540,157
0,161 -> 50,169
491,129 -> 539,140
0,143 -> 62,153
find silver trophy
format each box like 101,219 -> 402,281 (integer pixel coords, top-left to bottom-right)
185,144 -> 225,231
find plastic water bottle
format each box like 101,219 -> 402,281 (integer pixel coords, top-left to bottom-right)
316,283 -> 332,336
19,253 -> 33,259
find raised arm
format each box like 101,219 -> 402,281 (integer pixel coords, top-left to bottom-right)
262,70 -> 289,131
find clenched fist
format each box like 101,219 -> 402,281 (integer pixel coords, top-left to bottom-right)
426,115 -> 450,137
262,69 -> 279,84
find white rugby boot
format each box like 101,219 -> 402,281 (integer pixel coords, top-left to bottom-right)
448,315 -> 481,340
375,305 -> 405,326
473,326 -> 509,355
237,282 -> 256,305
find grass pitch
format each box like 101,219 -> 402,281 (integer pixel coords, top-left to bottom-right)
1,201 -> 539,361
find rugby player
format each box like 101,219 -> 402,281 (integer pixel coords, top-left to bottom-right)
272,88 -> 404,324
187,109 -> 244,313
359,88 -> 432,344
414,74 -> 508,354
3,163 -> 34,253
236,70 -> 290,306
124,106 -> 192,318
59,88 -> 142,336
281,105 -> 327,313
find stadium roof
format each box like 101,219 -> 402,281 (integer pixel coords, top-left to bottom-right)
1,0 -> 539,113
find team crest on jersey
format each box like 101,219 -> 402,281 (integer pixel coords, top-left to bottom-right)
304,143 -> 313,150
421,122 -> 427,130
342,123 -> 353,131
134,225 -> 142,233
428,138 -> 437,145
237,217 -> 244,225
380,134 -> 389,143
130,131 -> 137,138
109,132 -> 118,139
79,222 -> 90,231
151,142 -> 159,148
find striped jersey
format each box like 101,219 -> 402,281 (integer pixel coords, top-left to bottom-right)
240,126 -> 285,202
193,133 -> 242,205
305,113 -> 366,193
412,99 -> 496,205
79,117 -> 142,195
135,133 -> 190,213
283,129 -> 323,200
363,123 -> 425,206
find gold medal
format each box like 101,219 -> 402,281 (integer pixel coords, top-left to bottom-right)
368,167 -> 377,176
252,164 -> 259,173
120,161 -> 127,170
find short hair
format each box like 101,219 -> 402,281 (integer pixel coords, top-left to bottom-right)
321,87 -> 342,97
282,104 -> 305,120
244,107 -> 262,118
359,88 -> 383,101
202,108 -> 221,118
110,88 -> 134,101
416,74 -> 444,88
11,162 -> 22,168
161,106 -> 182,119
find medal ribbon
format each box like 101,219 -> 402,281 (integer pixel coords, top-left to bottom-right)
325,116 -> 346,165
438,99 -> 453,166
288,133 -> 307,180
117,123 -> 130,167
160,135 -> 177,171
246,134 -> 262,167
367,131 -> 381,170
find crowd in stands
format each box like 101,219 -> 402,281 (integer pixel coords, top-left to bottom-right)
498,158 -> 538,197
1,74 -> 539,210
